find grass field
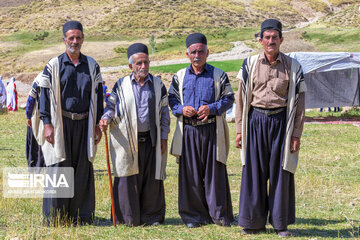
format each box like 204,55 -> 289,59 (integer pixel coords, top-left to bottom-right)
301,28 -> 360,52
0,109 -> 359,239
150,59 -> 244,73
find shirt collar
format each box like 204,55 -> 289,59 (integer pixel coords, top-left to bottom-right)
259,51 -> 283,65
63,52 -> 87,65
188,63 -> 210,75
130,73 -> 152,84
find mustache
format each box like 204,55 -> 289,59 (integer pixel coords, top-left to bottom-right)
267,43 -> 276,46
66,41 -> 80,48
136,69 -> 148,75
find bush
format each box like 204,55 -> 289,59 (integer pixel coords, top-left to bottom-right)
33,31 -> 49,41
113,47 -> 127,54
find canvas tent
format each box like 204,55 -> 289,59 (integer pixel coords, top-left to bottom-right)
288,52 -> 360,109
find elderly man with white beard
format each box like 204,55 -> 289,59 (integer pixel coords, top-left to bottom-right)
99,43 -> 170,226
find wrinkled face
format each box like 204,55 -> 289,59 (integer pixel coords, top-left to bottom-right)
129,53 -> 150,80
259,30 -> 283,56
186,43 -> 209,69
63,29 -> 84,54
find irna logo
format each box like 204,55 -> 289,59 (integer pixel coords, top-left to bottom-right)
7,173 -> 69,188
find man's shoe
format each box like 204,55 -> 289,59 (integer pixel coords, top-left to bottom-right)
186,222 -> 201,228
151,221 -> 161,226
276,229 -> 292,237
241,227 -> 266,235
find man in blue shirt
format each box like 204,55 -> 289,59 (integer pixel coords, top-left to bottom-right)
39,20 -> 103,225
168,33 -> 234,228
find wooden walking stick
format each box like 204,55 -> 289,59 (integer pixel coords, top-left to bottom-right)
103,130 -> 116,227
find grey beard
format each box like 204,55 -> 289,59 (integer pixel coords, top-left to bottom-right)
66,42 -> 80,54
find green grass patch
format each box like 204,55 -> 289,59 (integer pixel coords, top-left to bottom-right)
0,30 -> 61,58
150,59 -> 244,73
301,28 -> 360,52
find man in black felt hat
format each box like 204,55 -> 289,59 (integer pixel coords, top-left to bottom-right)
235,19 -> 306,237
168,33 -> 235,228
99,43 -> 170,226
38,20 -> 104,225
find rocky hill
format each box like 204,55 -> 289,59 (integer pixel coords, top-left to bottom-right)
0,0 -> 359,36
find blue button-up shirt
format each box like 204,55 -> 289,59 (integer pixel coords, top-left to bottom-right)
26,96 -> 36,119
39,52 -> 103,124
169,64 -> 234,117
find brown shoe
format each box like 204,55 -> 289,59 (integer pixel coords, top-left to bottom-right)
276,229 -> 292,237
241,227 -> 266,234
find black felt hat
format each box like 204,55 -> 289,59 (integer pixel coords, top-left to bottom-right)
127,43 -> 149,59
62,20 -> 83,35
185,33 -> 207,48
260,19 -> 282,38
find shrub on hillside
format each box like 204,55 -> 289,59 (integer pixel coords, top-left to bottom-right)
114,47 -> 127,54
33,31 -> 49,41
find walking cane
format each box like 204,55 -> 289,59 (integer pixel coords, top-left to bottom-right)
103,130 -> 116,227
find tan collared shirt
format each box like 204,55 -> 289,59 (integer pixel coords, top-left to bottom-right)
235,51 -> 305,138
252,52 -> 290,108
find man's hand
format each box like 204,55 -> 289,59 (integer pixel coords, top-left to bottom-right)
197,105 -> 210,122
44,124 -> 54,144
95,125 -> 102,145
235,133 -> 242,149
290,136 -> 300,153
161,139 -> 167,155
27,119 -> 32,128
182,106 -> 197,117
99,119 -> 108,132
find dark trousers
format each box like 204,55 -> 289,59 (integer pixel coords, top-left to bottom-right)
113,132 -> 165,226
179,122 -> 234,226
238,108 -> 295,230
26,126 -> 45,169
43,117 -> 95,225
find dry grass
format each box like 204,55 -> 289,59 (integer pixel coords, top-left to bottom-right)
303,0 -> 330,12
0,0 -> 359,35
0,0 -> 359,75
322,5 -> 360,28
0,109 -> 359,239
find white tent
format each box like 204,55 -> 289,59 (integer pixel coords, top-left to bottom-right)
288,52 -> 360,109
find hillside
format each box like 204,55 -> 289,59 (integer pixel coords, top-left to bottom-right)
0,0 -> 359,96
0,0 -> 359,36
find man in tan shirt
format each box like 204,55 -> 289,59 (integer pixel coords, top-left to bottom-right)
235,19 -> 306,237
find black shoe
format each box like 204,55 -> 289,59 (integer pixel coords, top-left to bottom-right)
276,229 -> 292,237
241,227 -> 266,235
186,222 -> 201,228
